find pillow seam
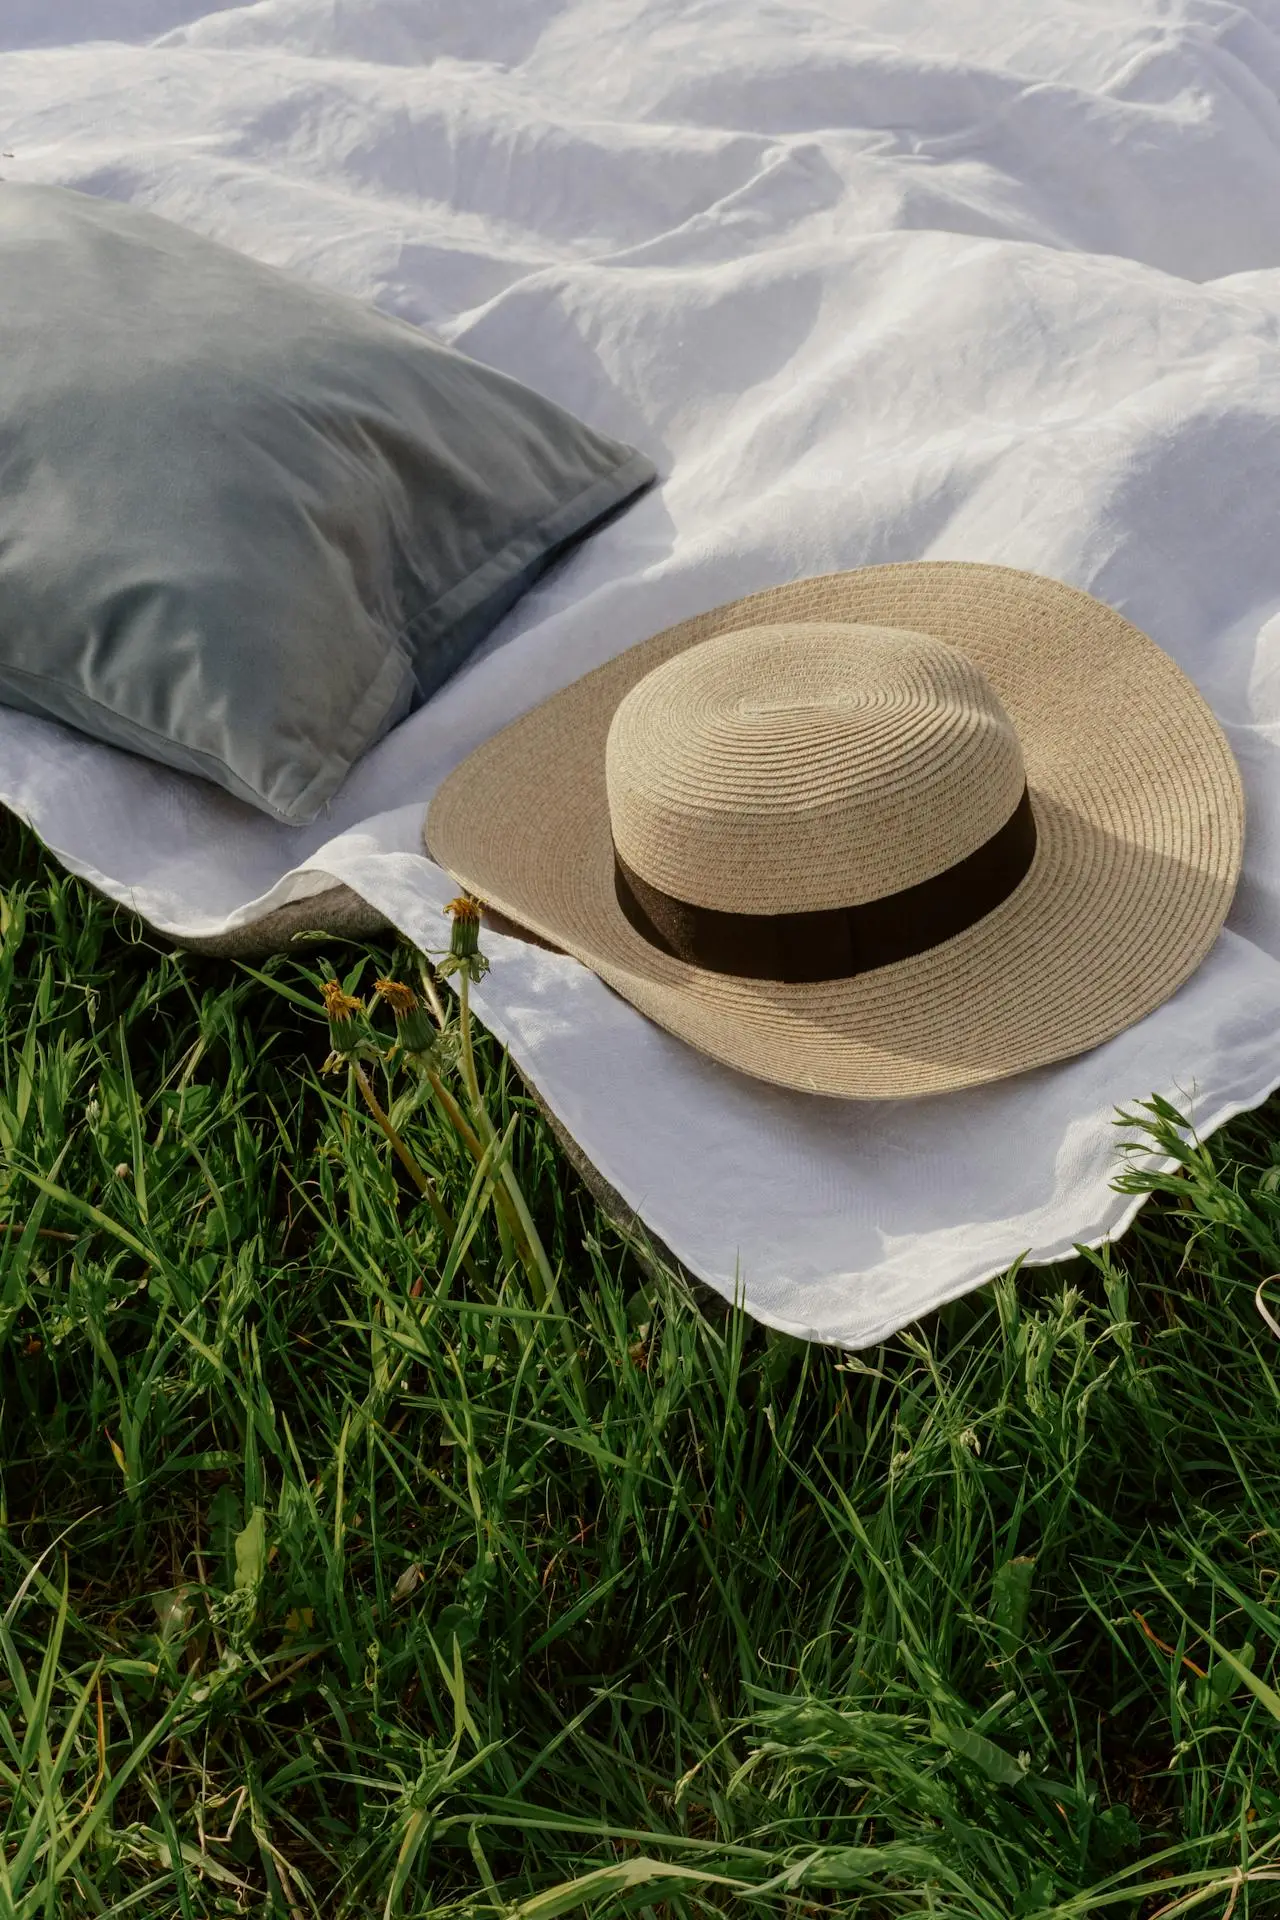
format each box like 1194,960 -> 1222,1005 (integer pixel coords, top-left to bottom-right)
0,454 -> 653,821
0,640 -> 413,823
395,448 -> 657,658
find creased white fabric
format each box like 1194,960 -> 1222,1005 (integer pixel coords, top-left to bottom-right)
5,0 -> 1280,1345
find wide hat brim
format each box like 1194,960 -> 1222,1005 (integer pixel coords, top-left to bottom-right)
425,563 -> 1244,1099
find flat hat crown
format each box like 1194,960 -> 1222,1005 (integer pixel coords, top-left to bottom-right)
605,622 -> 1028,913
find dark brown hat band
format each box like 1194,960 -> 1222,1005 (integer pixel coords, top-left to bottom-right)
613,785 -> 1037,983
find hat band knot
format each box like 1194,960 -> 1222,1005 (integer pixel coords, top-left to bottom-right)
613,786 -> 1037,983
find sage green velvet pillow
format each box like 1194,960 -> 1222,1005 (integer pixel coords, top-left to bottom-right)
0,184 -> 655,821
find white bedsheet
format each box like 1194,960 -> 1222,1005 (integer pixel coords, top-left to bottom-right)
5,0 -> 1280,1345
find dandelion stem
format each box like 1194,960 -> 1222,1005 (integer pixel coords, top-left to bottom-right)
423,1064 -> 483,1160
457,972 -> 563,1328
458,970 -> 534,1290
350,1061 -> 481,1287
458,970 -> 483,1115
416,959 -> 448,1030
424,1057 -> 520,1274
433,900 -> 575,1383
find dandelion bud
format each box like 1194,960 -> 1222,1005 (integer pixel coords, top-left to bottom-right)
440,895 -> 490,982
320,980 -> 368,1069
374,978 -> 436,1055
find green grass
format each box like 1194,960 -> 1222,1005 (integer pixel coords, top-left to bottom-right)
2,808 -> 1280,1918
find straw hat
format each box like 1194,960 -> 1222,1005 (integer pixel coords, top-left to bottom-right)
425,563 -> 1243,1099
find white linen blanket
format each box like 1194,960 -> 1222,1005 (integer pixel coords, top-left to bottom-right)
5,0 -> 1280,1346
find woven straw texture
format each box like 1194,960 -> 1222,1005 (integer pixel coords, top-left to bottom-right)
426,563 -> 1244,1099
606,621 -> 1026,912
